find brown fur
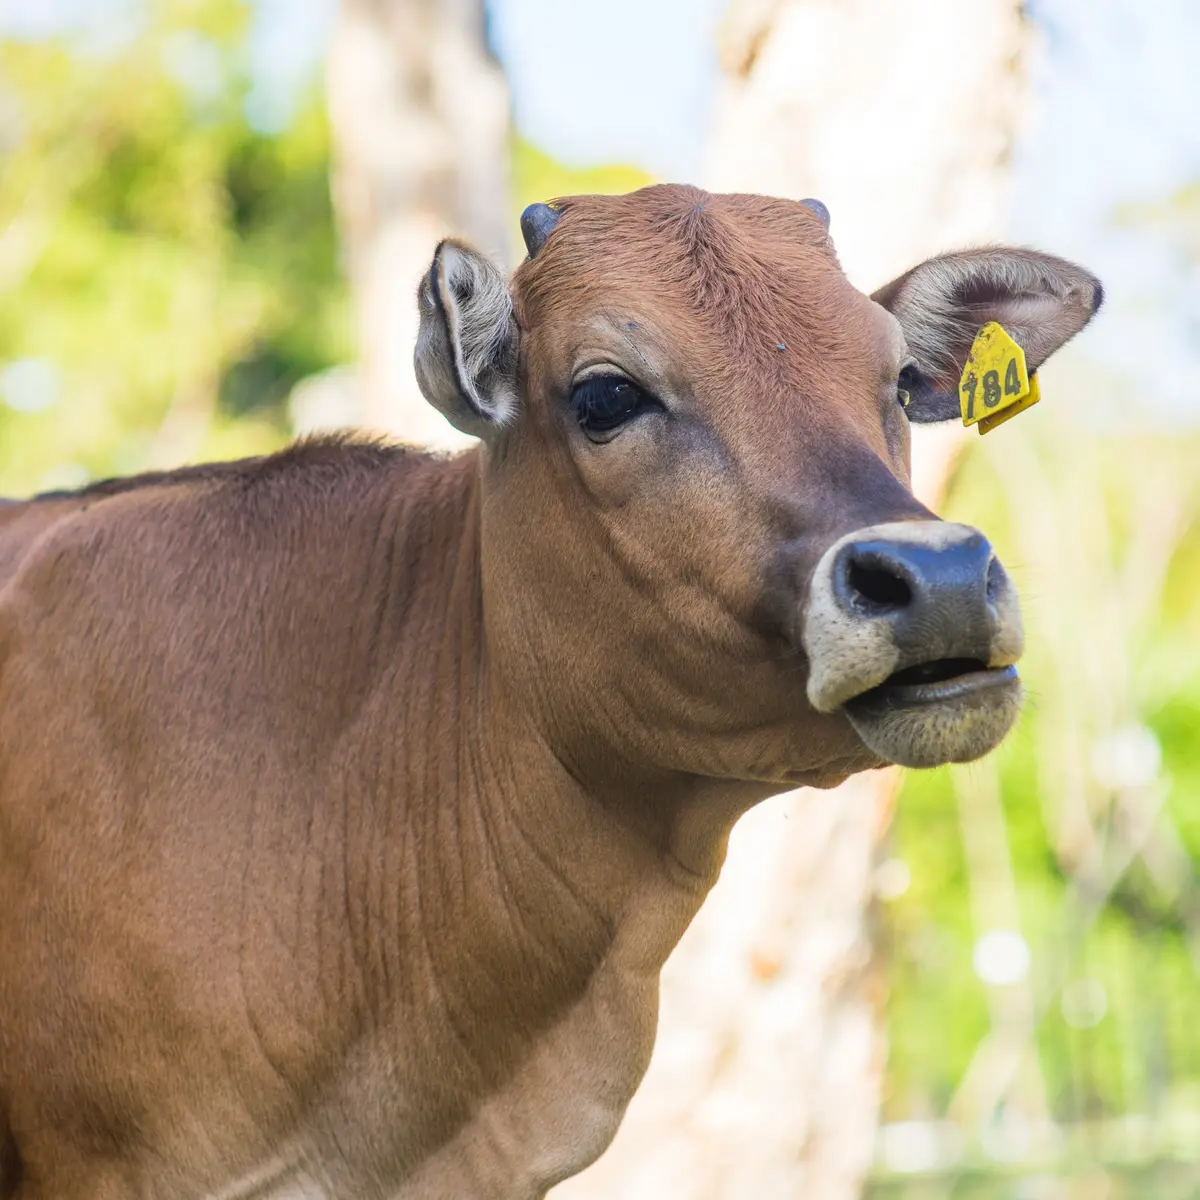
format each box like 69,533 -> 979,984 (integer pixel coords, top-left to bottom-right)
0,185 -> 1100,1198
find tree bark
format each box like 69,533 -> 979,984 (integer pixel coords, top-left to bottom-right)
325,0 -> 509,448
554,2 -> 1030,1196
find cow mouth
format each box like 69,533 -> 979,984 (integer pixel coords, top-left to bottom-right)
841,659 -> 1022,768
850,657 -> 1014,707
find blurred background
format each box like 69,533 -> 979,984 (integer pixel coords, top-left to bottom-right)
1,0 -> 1198,1196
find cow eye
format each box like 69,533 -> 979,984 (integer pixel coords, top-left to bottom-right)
896,360 -> 921,411
570,375 -> 653,441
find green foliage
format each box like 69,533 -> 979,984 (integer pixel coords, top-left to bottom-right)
0,0 -> 350,496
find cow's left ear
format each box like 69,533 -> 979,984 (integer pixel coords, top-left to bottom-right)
873,248 -> 1103,423
414,239 -> 519,438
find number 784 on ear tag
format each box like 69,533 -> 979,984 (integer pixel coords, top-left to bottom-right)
959,322 -> 1042,435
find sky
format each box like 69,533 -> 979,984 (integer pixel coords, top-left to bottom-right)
245,0 -> 730,179
487,0 -> 728,179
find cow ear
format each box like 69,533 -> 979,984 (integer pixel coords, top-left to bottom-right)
873,248 -> 1103,423
414,239 -> 519,438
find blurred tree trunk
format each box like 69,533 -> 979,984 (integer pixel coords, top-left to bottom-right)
325,0 -> 509,448
554,2 -> 1031,1197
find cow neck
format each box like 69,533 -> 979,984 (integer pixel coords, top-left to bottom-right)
473,563 -> 776,982
357,452 -> 742,1037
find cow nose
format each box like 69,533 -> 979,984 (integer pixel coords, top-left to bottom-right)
833,530 -> 1000,656
802,521 -> 1024,714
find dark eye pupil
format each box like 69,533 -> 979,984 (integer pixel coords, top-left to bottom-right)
570,375 -> 647,435
896,363 -> 922,409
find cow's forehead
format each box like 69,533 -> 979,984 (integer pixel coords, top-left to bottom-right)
513,185 -> 867,342
514,186 -> 884,374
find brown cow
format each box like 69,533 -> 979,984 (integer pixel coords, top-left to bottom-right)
0,186 -> 1099,1198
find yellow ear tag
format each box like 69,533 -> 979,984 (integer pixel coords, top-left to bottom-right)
958,321 -> 1040,434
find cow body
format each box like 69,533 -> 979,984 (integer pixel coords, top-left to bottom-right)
0,186 -> 1101,1198
0,445 -> 718,1198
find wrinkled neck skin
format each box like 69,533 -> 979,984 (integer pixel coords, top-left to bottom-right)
471,496 -> 774,900
399,451 -> 770,962
394,461 -> 785,962
334,449 -> 786,1193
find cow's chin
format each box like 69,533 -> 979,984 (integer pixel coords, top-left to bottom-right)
841,664 -> 1023,769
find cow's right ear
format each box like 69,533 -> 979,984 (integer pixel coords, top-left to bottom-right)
873,248 -> 1103,423
414,239 -> 519,438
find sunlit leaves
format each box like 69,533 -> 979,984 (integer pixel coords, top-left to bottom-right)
0,0 -> 349,495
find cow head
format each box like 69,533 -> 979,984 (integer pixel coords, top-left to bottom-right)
415,186 -> 1101,787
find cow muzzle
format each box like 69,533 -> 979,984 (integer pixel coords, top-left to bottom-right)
801,520 -> 1024,768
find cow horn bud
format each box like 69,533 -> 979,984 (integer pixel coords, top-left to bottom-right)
800,198 -> 830,228
521,202 -> 561,258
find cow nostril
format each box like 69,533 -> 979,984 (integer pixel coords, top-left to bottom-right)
847,561 -> 912,611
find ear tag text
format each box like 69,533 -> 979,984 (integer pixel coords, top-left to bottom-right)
958,322 -> 1041,434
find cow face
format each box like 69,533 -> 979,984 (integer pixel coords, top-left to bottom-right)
414,186 -> 1101,786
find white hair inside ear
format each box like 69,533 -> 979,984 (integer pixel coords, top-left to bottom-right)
414,239 -> 519,439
